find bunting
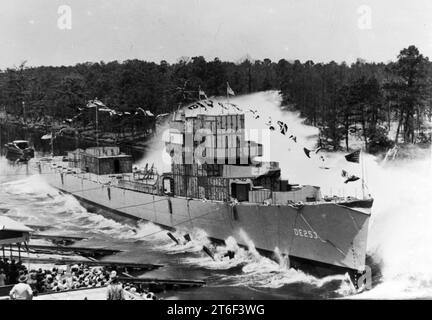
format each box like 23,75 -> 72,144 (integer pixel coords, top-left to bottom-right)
277,121 -> 288,135
188,104 -> 199,110
303,147 -> 321,158
218,102 -> 229,110
341,170 -> 360,184
230,103 -> 243,112
204,100 -> 214,108
196,101 -> 207,111
265,118 -> 275,131
70,92 -> 369,190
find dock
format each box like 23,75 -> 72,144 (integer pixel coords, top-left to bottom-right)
26,224 -> 53,232
118,276 -> 205,292
30,234 -> 87,246
25,244 -> 121,258
10,256 -> 163,272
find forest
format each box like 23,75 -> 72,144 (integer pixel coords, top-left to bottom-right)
0,45 -> 431,153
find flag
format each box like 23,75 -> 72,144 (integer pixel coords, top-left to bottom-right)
345,175 -> 360,184
265,118 -> 272,126
303,147 -> 320,158
265,117 -> 274,130
277,121 -> 288,135
345,150 -> 360,163
227,82 -> 235,96
86,99 -> 106,108
341,170 -> 360,183
198,87 -> 208,100
247,109 -> 260,119
196,101 -> 207,111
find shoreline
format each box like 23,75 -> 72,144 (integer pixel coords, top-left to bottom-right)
0,115 -> 154,152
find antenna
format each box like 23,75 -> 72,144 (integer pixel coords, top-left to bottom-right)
95,100 -> 99,147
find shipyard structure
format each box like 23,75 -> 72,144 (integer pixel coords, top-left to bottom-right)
39,109 -> 372,288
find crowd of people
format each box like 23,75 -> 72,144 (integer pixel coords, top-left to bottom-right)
0,258 -> 26,286
1,258 -> 113,293
1,258 -> 158,300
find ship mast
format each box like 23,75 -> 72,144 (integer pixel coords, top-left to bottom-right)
51,129 -> 54,157
226,82 -> 230,105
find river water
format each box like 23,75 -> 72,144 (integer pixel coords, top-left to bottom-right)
1,91 -> 431,299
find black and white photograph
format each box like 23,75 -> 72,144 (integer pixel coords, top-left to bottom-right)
0,0 -> 431,308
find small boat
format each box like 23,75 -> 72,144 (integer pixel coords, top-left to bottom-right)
4,140 -> 34,161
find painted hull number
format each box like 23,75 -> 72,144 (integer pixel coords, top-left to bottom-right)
294,228 -> 318,239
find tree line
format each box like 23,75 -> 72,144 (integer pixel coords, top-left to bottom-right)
0,45 -> 430,153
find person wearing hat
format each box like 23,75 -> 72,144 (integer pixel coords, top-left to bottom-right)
9,275 -> 33,300
106,275 -> 125,300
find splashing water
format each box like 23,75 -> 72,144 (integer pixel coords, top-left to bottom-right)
0,173 -> 167,242
352,154 -> 432,299
222,92 -> 432,299
157,228 -> 212,254
180,228 -> 355,296
274,247 -> 289,269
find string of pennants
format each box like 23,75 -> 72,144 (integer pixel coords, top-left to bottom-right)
64,99 -> 156,124
64,85 -> 363,185
188,83 -> 363,185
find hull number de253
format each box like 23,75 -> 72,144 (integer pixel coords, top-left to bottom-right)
293,228 -> 318,239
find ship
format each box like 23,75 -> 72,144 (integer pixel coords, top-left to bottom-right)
4,140 -> 35,162
37,103 -> 372,289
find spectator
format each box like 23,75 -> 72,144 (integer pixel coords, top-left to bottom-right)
0,269 -> 6,286
106,275 -> 124,300
9,260 -> 19,284
9,275 -> 33,300
27,272 -> 38,293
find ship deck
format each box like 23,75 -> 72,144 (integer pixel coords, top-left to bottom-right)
37,157 -> 370,211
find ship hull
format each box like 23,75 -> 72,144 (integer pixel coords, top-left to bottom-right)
41,168 -> 370,278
